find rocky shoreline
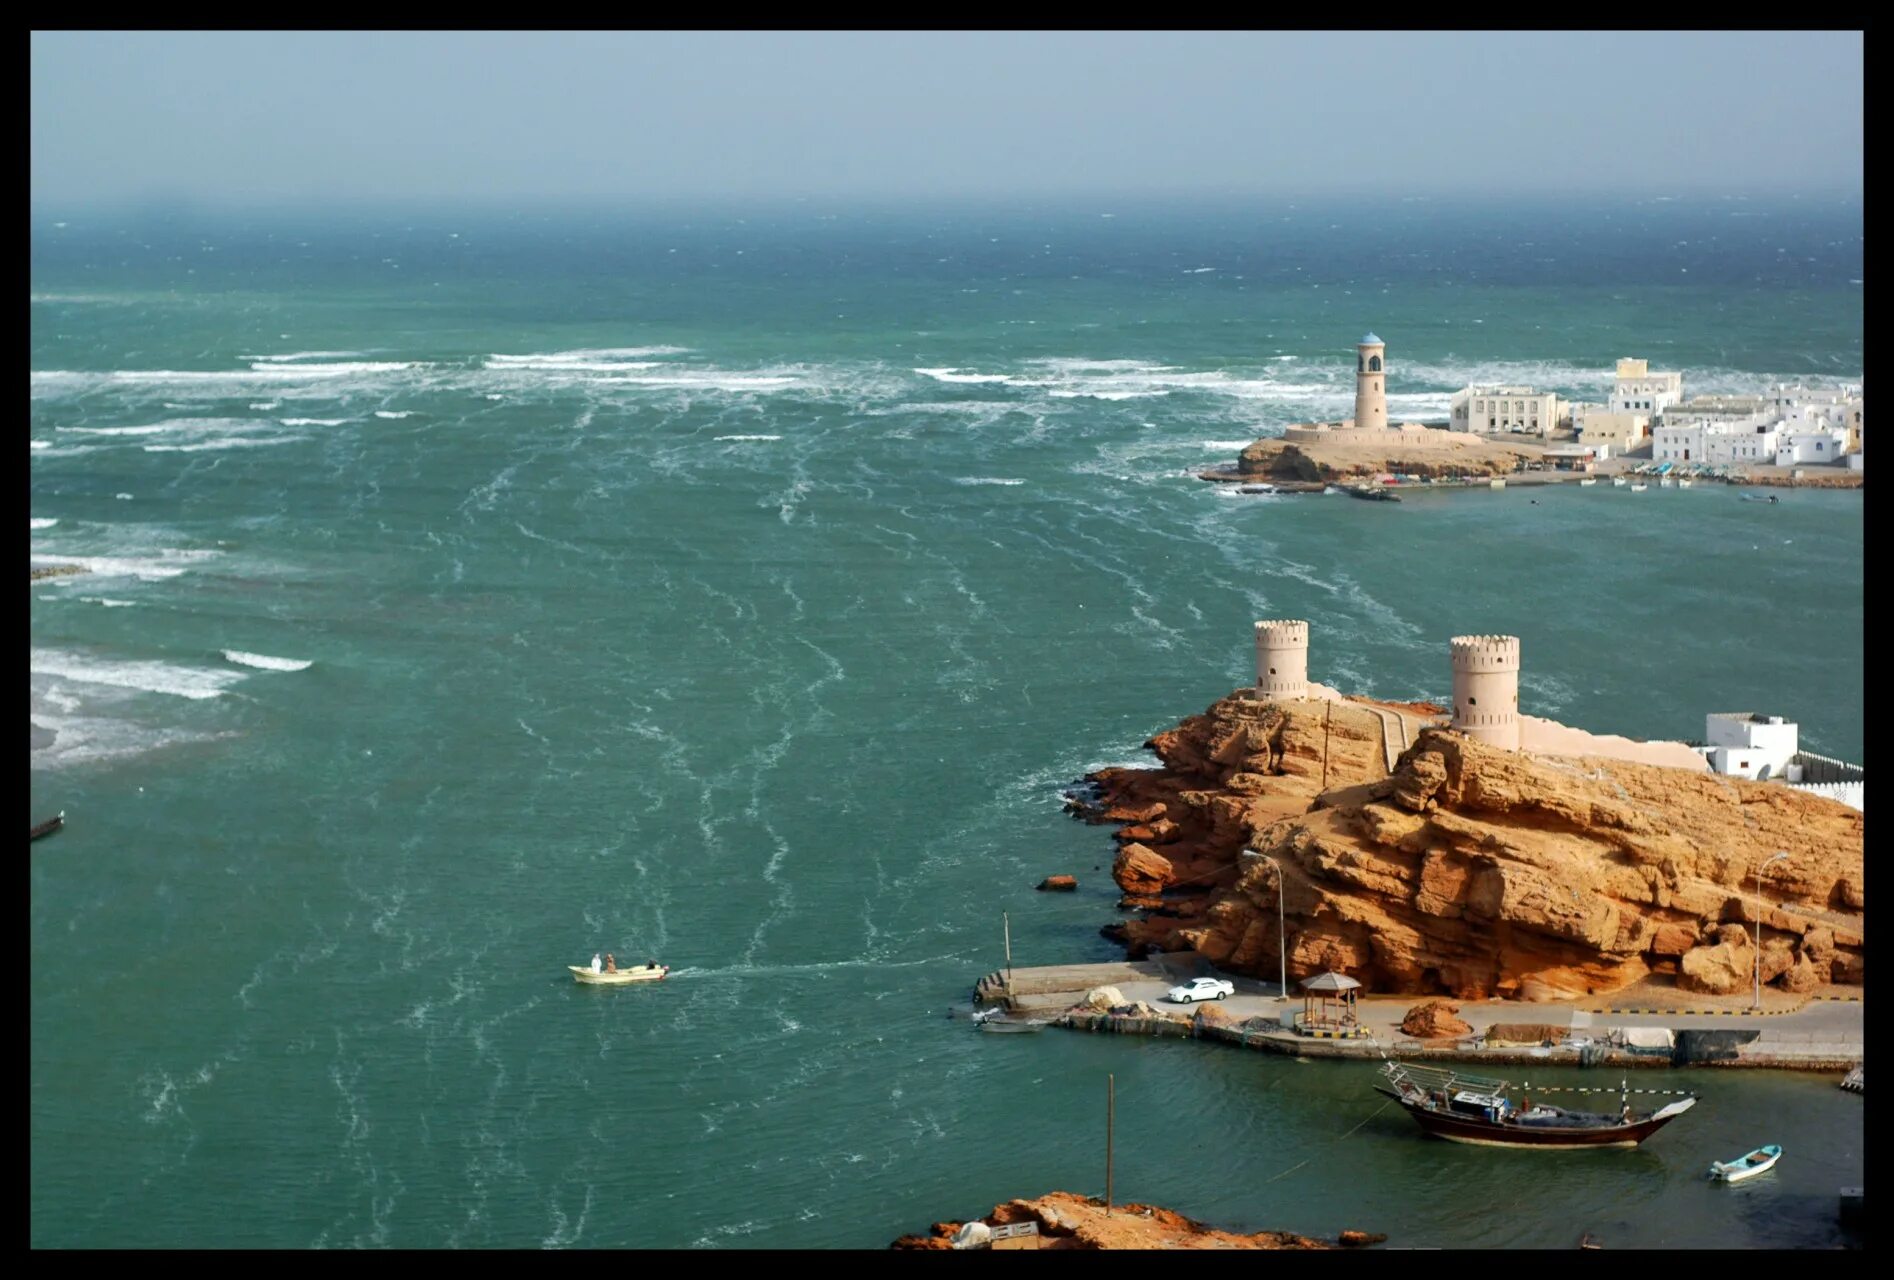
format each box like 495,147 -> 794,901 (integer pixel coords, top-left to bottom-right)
892,1191 -> 1379,1250
1068,689 -> 1864,1004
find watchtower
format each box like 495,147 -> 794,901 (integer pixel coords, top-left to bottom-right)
1354,333 -> 1387,430
1449,635 -> 1520,749
1254,620 -> 1310,700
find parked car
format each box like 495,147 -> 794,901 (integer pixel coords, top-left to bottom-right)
1165,976 -> 1235,1004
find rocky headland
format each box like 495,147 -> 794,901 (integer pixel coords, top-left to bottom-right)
1072,691 -> 1864,1002
1236,430 -> 1538,483
892,1192 -> 1373,1250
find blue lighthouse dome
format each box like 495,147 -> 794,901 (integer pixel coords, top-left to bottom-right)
1359,332 -> 1384,346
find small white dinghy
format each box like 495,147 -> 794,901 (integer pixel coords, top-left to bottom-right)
1710,1144 -> 1781,1183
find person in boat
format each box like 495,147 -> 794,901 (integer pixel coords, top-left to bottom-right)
590,953 -> 603,974
647,959 -> 659,971
605,954 -> 617,973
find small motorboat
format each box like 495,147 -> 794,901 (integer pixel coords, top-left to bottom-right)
1578,478 -> 1598,487
32,811 -> 66,842
569,962 -> 669,985
1677,478 -> 1694,489
1629,483 -> 1648,492
1611,476 -> 1628,487
1710,1144 -> 1781,1183
970,1005 -> 1005,1025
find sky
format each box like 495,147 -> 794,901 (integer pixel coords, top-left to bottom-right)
31,31 -> 1864,207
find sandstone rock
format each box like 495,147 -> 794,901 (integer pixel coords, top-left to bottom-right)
1778,953 -> 1823,993
1193,1002 -> 1239,1029
1679,941 -> 1750,995
1338,1231 -> 1388,1247
1648,922 -> 1698,957
1080,985 -> 1126,1011
1076,697 -> 1863,1002
1112,843 -> 1174,895
1400,999 -> 1472,1040
1037,875 -> 1078,892
895,1193 -> 1339,1250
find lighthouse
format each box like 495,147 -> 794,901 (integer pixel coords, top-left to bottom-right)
1354,333 -> 1387,430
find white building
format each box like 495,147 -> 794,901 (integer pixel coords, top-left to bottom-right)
1609,358 -> 1683,417
1703,713 -> 1801,779
1699,713 -> 1864,811
1654,418 -> 1782,465
1451,386 -> 1560,435
1775,427 -> 1849,466
1661,394 -> 1768,428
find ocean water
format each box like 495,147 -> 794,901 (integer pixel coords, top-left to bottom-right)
30,199 -> 1863,1248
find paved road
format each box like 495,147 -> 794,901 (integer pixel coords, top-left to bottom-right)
1011,970 -> 1862,1039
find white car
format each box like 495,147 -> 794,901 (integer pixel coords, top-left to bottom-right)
1165,976 -> 1234,1004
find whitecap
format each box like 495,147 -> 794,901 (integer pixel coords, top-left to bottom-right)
714,434 -> 782,442
373,410 -> 413,419
76,597 -> 138,608
914,367 -> 1015,384
31,549 -> 218,581
952,477 -> 1026,486
31,440 -> 52,449
244,351 -> 364,363
144,436 -> 307,453
31,517 -> 58,530
32,648 -> 246,699
280,418 -> 349,427
221,650 -> 313,672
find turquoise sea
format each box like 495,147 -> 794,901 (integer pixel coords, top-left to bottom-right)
31,198 -> 1862,1248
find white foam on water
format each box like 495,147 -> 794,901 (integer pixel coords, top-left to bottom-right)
30,549 -> 219,581
484,359 -> 663,373
115,492 -> 133,500
1200,440 -> 1255,450
244,351 -> 364,363
62,424 -> 176,436
280,418 -> 349,426
249,401 -> 280,410
914,367 -> 1016,384
77,597 -> 139,607
31,517 -> 58,529
593,372 -> 798,390
951,476 -> 1026,486
31,440 -> 52,449
1049,389 -> 1166,400
32,648 -> 247,699
373,410 -> 413,419
713,434 -> 782,442
144,435 -> 308,453
487,346 -> 690,365
221,650 -> 313,672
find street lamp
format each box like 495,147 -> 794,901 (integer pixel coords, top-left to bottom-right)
1253,850 -> 1287,1002
1752,851 -> 1789,1010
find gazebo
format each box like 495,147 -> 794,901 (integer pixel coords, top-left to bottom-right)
1299,971 -> 1361,1032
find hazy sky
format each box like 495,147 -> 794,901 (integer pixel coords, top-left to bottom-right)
31,31 -> 1864,206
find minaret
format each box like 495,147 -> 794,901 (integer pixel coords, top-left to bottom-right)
1354,333 -> 1387,430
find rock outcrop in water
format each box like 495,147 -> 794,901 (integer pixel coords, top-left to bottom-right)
891,1192 -> 1347,1250
1237,432 -> 1535,482
1074,691 -> 1865,1001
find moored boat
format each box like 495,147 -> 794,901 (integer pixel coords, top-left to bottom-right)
1376,1061 -> 1696,1149
1611,476 -> 1628,487
1579,478 -> 1597,487
569,962 -> 669,985
1629,483 -> 1648,492
1709,1144 -> 1781,1182
32,812 -> 65,841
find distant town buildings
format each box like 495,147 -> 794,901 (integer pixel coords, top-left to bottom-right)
1609,358 -> 1684,417
1450,387 -> 1560,436
1699,713 -> 1864,812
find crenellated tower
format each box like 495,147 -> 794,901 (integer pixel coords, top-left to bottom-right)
1449,634 -> 1521,749
1254,620 -> 1310,700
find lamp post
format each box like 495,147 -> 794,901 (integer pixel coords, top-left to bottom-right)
1752,852 -> 1789,1010
1257,852 -> 1286,1002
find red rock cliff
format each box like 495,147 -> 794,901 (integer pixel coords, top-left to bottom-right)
1076,692 -> 1864,1001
